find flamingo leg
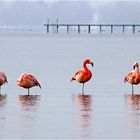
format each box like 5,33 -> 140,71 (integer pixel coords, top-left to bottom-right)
82,83 -> 85,95
132,84 -> 134,94
28,88 -> 30,95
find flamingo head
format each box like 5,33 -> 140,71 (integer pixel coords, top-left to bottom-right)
133,62 -> 139,69
85,59 -> 94,67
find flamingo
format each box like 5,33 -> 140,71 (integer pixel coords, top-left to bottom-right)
124,62 -> 140,94
71,59 -> 93,94
0,71 -> 8,95
17,73 -> 41,95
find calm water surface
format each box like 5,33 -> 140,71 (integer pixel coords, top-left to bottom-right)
0,34 -> 140,139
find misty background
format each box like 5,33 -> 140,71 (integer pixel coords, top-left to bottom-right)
0,0 -> 140,26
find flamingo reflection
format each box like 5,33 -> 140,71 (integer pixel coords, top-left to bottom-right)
18,95 -> 40,111
17,95 -> 41,138
124,94 -> 140,137
0,94 -> 7,108
72,94 -> 92,138
73,94 -> 92,111
125,94 -> 140,110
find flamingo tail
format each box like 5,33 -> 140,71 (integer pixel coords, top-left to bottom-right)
37,82 -> 41,88
71,77 -> 75,82
124,77 -> 127,83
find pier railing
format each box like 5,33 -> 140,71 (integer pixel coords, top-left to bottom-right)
44,24 -> 140,34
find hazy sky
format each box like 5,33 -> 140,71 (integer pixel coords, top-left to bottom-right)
0,0 -> 140,25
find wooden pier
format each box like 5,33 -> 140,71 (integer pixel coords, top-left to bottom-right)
44,23 -> 140,34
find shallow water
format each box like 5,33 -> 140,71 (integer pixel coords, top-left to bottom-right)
0,34 -> 140,139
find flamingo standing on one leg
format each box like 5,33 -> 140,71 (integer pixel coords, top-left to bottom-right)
124,62 -> 140,94
17,73 -> 41,95
0,71 -> 8,95
71,59 -> 94,94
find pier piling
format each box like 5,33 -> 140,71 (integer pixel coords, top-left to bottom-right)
44,23 -> 140,34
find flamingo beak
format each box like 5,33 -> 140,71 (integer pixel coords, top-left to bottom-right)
91,62 -> 94,67
133,65 -> 135,70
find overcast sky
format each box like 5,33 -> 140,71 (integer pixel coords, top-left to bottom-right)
0,0 -> 140,25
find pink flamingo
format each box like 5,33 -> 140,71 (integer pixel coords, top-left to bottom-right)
17,73 -> 41,95
0,71 -> 8,95
71,59 -> 93,94
124,62 -> 140,94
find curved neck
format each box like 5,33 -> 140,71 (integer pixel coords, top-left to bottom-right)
135,66 -> 139,73
83,61 -> 89,71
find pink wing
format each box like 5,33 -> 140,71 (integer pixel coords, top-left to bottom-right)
71,70 -> 85,82
124,71 -> 133,83
0,71 -> 8,83
23,74 -> 41,88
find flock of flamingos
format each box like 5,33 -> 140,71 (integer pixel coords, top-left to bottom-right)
0,58 -> 139,95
